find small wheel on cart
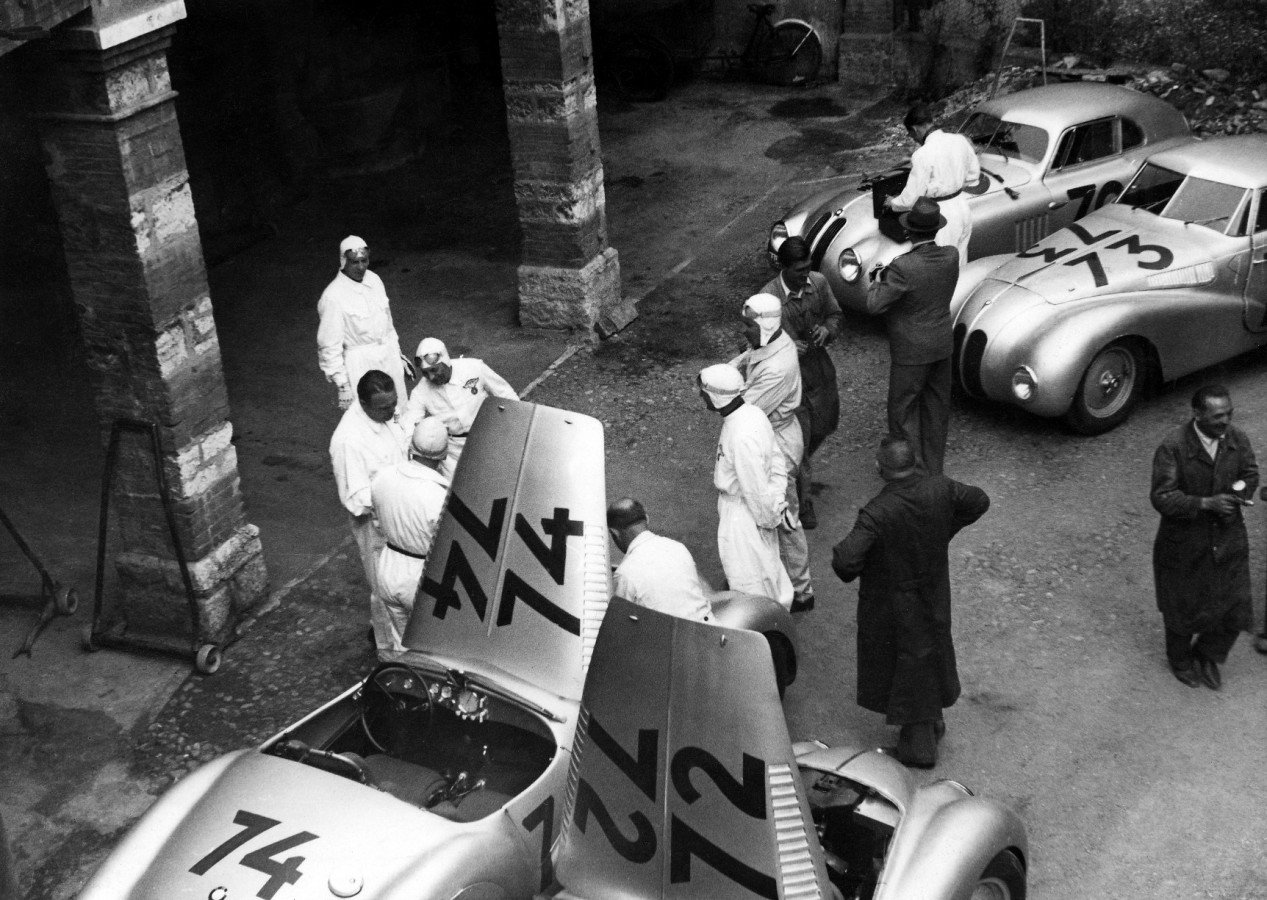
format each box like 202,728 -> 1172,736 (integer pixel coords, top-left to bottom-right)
54,586 -> 79,616
81,625 -> 98,652
195,644 -> 223,675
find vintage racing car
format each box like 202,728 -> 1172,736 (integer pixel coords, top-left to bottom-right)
540,596 -> 1028,900
77,398 -> 799,900
948,133 -> 1267,433
767,82 -> 1193,312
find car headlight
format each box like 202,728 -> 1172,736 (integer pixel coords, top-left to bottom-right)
839,248 -> 861,282
1011,366 -> 1037,402
769,221 -> 788,251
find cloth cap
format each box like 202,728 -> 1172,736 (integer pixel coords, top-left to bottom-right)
414,337 -> 450,367
411,418 -> 450,459
339,235 -> 367,267
742,292 -> 783,347
699,363 -> 744,409
898,197 -> 947,234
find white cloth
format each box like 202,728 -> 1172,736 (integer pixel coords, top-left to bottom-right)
317,269 -> 407,410
891,129 -> 981,263
403,357 -> 519,478
714,403 -> 792,608
743,292 -> 783,347
613,531 -> 713,622
370,461 -> 449,653
330,402 -> 407,594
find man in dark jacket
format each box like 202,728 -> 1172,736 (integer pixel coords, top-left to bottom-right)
1151,384 -> 1258,690
865,196 -> 959,475
763,236 -> 843,530
831,438 -> 989,768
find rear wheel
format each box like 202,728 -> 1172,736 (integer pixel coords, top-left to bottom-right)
612,35 -> 675,102
766,633 -> 796,699
970,850 -> 1026,900
760,22 -> 822,86
1065,340 -> 1145,434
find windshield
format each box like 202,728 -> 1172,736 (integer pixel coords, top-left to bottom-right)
1120,162 -> 1249,232
959,112 -> 1048,164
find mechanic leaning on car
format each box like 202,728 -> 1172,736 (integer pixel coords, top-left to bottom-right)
884,103 -> 981,265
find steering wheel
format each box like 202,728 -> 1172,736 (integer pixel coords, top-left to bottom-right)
360,664 -> 436,754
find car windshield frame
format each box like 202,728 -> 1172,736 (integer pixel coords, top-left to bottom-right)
1119,162 -> 1251,235
959,112 -> 1048,165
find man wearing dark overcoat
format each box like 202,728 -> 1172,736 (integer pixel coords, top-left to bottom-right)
763,236 -> 843,530
1151,384 -> 1258,690
831,438 -> 989,768
865,196 -> 959,476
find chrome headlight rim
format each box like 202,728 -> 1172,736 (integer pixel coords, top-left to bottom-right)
838,247 -> 861,283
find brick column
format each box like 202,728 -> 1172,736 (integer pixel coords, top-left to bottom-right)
495,0 -> 632,334
32,6 -> 267,645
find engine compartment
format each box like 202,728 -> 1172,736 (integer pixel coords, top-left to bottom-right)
801,768 -> 899,900
266,663 -> 557,821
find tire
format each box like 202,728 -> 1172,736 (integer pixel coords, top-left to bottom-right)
1065,340 -> 1145,435
195,643 -> 223,675
970,850 -> 1026,900
766,633 -> 796,699
612,35 -> 675,102
761,22 -> 822,86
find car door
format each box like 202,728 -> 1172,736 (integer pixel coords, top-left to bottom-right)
1243,189 -> 1267,332
1040,116 -> 1140,237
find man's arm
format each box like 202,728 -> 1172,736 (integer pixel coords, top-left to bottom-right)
480,363 -> 520,401
1150,439 -> 1204,519
812,273 -> 843,340
733,430 -> 785,529
316,291 -> 349,389
888,146 -> 931,211
950,482 -> 990,533
333,442 -> 376,517
831,509 -> 878,583
866,261 -> 910,316
1236,432 -> 1260,496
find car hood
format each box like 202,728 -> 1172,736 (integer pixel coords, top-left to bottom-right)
979,205 -> 1216,303
78,751 -> 503,900
404,400 -> 611,704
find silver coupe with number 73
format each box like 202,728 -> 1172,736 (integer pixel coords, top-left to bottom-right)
950,133 -> 1267,433
767,83 -> 1193,312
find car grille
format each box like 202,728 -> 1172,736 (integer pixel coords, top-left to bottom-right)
804,210 -> 832,245
810,216 -> 847,269
961,329 -> 987,397
1014,214 -> 1047,252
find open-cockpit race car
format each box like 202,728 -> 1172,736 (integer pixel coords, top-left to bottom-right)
77,399 -> 810,900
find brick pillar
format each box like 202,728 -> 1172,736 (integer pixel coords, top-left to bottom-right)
32,7 -> 267,646
495,0 -> 632,334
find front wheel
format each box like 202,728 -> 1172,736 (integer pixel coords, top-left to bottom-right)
970,850 -> 1026,900
759,22 -> 823,86
1065,340 -> 1145,435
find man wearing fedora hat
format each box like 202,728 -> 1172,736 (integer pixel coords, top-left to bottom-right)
866,196 -> 959,476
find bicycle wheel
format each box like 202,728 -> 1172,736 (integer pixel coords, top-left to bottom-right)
612,35 -> 675,102
760,21 -> 822,86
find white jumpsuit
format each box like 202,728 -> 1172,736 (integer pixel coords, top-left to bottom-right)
329,403 -> 407,600
714,402 -> 792,609
613,530 -> 713,622
317,269 -> 408,412
403,357 -> 519,479
370,460 -> 449,654
731,332 -> 813,603
891,129 -> 981,264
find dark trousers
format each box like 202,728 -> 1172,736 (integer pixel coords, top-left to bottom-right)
1165,627 -> 1239,669
887,356 -> 951,475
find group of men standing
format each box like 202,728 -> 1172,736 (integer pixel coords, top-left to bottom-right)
322,235 -> 518,654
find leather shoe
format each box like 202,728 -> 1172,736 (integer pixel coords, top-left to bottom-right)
1171,664 -> 1200,688
790,593 -> 815,613
1196,656 -> 1222,690
1254,633 -> 1267,655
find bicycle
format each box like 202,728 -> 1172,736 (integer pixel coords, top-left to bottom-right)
736,3 -> 823,87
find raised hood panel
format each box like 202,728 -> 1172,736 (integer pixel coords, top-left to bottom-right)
407,400 -> 611,702
555,597 -> 833,900
93,753 -> 459,900
984,206 -> 1213,303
